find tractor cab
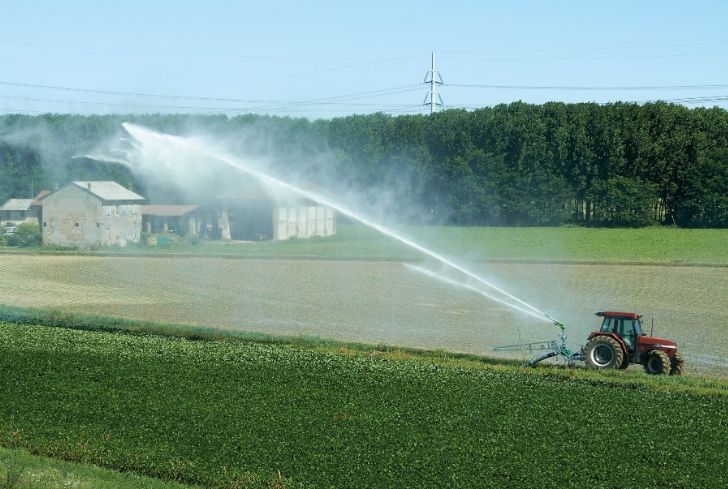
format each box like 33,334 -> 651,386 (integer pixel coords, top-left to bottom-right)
596,311 -> 642,353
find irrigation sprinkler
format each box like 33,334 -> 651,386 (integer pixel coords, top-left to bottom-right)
495,317 -> 583,367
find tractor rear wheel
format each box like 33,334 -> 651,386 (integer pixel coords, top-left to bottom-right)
644,350 -> 670,375
584,336 -> 624,370
670,352 -> 684,376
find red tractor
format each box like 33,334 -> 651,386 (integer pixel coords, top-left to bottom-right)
583,311 -> 683,375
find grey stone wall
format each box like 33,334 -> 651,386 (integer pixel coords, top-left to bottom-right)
42,185 -> 141,247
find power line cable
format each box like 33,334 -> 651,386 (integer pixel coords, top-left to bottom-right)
0,39 -> 427,61
7,37 -> 728,59
0,107 -> 48,114
665,95 -> 728,103
241,85 -> 422,112
437,40 -> 728,55
0,94 -> 421,111
0,80 -> 287,103
0,95 -> 233,112
0,97 -> 423,118
437,52 -> 728,62
448,83 -> 728,91
0,80 -> 422,114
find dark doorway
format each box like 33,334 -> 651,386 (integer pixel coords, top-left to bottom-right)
227,201 -> 274,240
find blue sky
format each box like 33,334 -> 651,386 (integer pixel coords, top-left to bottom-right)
2,0 -> 728,118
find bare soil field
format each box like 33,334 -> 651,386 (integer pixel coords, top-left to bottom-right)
1,255 -> 726,372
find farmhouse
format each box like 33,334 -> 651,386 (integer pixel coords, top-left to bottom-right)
42,181 -> 144,247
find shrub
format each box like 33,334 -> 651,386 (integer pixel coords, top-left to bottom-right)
5,222 -> 41,247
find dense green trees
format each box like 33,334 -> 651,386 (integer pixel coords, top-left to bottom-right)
1,102 -> 727,227
674,148 -> 728,227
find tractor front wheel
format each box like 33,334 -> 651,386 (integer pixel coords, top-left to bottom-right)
584,336 -> 624,370
670,352 -> 684,376
618,354 -> 630,370
644,350 -> 670,375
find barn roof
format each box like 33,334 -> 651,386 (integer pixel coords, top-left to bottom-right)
72,181 -> 144,202
141,205 -> 199,217
218,177 -> 275,201
0,199 -> 34,211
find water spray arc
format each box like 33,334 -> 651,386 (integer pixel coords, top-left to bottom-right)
404,263 -> 574,365
122,122 -> 554,321
119,123 -> 566,348
403,264 -> 548,323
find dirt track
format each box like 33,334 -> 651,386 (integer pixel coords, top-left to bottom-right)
1,254 -> 726,372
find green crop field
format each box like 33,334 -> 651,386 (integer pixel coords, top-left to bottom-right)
1,254 -> 727,373
2,226 -> 726,487
1,322 -> 727,488
4,225 -> 728,264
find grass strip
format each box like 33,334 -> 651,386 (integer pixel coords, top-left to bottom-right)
0,446 -> 197,489
3,225 -> 728,264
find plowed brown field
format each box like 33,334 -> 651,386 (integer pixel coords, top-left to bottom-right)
1,255 -> 726,372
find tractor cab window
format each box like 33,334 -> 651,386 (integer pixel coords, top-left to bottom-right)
600,316 -> 640,350
616,319 -> 637,350
600,317 -> 613,332
634,320 -> 643,336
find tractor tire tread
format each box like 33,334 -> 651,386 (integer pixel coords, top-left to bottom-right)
584,336 -> 624,370
644,350 -> 671,375
670,352 -> 684,376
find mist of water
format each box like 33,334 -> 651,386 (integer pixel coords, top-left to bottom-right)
116,122 -> 558,325
403,264 -> 550,323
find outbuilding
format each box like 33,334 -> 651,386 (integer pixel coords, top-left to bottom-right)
42,181 -> 144,247
0,198 -> 41,227
193,179 -> 336,241
141,205 -> 199,236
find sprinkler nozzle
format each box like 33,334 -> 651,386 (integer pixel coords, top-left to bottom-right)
544,313 -> 565,331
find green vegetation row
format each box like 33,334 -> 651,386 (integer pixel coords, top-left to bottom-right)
0,446 -> 197,489
0,304 -> 521,369
4,224 -> 728,265
1,318 -> 727,488
2,103 -> 728,228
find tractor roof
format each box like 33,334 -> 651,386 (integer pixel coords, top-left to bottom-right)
596,311 -> 642,319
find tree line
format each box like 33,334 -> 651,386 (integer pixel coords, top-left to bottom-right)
1,101 -> 727,227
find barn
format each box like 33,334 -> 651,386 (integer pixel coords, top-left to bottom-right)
192,179 -> 336,241
42,181 -> 145,247
141,205 -> 199,236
